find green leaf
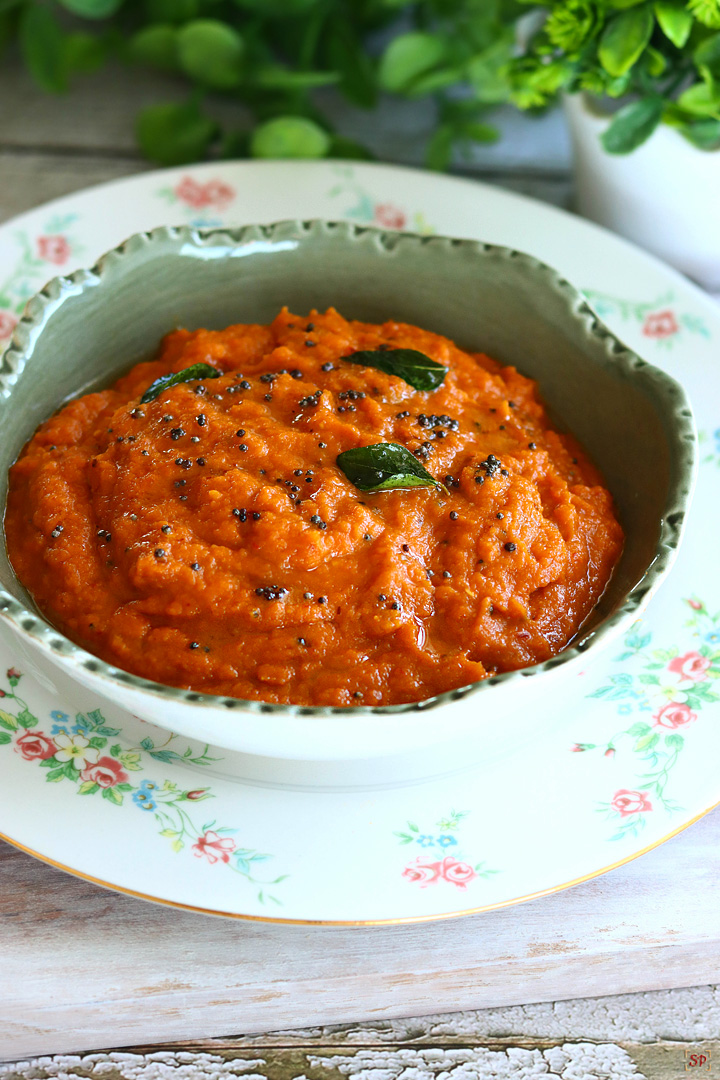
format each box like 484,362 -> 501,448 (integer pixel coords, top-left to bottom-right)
253,65 -> 339,90
655,1 -> 694,46
129,25 -> 178,72
177,20 -> 244,90
16,707 -> 37,730
324,18 -> 377,108
601,95 -> 664,153
78,780 -> 100,795
378,31 -> 447,94
465,31 -> 514,101
136,101 -> 218,166
344,348 -> 447,391
680,117 -> 720,147
627,721 -> 652,735
58,0 -> 123,17
144,0 -> 199,22
250,116 -> 330,159
460,121 -> 500,145
678,80 -> 720,116
0,732 -> 11,745
644,45 -> 667,76
0,13 -> 14,61
695,31 -> 720,76
102,786 -> 123,805
46,768 -> 66,782
665,732 -> 685,748
140,362 -> 220,403
87,736 -> 107,750
426,124 -> 454,171
63,33 -> 106,76
336,443 -> 445,494
0,710 -> 18,732
635,732 -> 660,750
689,0 -> 720,29
599,7 -> 655,77
20,4 -> 67,93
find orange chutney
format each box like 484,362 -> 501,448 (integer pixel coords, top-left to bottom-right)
5,308 -> 623,707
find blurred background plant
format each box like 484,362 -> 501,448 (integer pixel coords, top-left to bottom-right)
1,0 -> 718,167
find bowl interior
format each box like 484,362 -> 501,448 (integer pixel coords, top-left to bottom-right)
0,220 -> 695,678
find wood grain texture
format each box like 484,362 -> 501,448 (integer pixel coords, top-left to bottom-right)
2,804 -> 720,1060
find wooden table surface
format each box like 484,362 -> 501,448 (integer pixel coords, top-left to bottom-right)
1,56 -> 719,1078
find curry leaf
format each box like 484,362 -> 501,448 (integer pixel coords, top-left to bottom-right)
344,348 -> 447,391
140,362 -> 220,403
336,443 -> 445,493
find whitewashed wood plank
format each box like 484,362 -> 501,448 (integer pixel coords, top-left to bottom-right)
192,984 -> 720,1046
1,806 -> 719,1061
1,1040 -> 717,1080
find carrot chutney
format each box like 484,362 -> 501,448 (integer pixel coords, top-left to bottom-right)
5,308 -> 623,707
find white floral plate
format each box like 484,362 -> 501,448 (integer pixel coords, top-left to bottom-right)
0,161 -> 719,924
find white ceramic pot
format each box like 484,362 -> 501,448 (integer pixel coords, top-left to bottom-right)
564,93 -> 720,294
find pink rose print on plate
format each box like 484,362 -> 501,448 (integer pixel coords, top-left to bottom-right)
402,859 -> 442,887
174,176 -> 235,210
654,702 -> 698,729
611,789 -> 653,817
373,203 -> 406,230
439,856 -> 477,889
642,310 -> 679,339
0,311 -> 17,340
15,731 -> 57,761
37,235 -> 70,265
192,830 -> 236,865
668,651 -> 711,682
397,810 -> 496,890
402,855 -> 478,890
79,756 -> 129,788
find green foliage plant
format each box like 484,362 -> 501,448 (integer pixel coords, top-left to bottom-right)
2,0 -> 718,164
2,0 -> 524,166
510,0 -> 720,152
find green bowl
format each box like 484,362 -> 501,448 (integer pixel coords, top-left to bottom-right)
0,220 -> 698,764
